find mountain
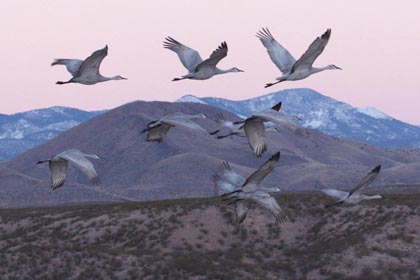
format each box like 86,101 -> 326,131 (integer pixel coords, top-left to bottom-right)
176,88 -> 420,148
0,106 -> 104,161
3,100 -> 420,207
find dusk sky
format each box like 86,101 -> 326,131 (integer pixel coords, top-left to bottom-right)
1,1 -> 419,124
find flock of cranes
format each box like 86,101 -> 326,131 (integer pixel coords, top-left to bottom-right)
38,27 -> 383,225
52,28 -> 340,86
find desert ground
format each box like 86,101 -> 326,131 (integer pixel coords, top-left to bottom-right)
1,193 -> 419,280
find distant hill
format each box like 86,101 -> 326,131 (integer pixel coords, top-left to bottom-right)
177,88 -> 420,148
0,107 -> 104,161
3,100 -> 420,207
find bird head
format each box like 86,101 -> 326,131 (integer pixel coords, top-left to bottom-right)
273,187 -> 281,192
230,67 -> 244,73
113,75 -> 127,80
328,64 -> 342,70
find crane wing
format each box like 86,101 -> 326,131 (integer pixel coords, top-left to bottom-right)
349,165 -> 381,196
145,124 -> 172,142
76,45 -> 108,78
164,37 -> 203,73
235,201 -> 249,224
51,59 -> 83,77
244,118 -> 267,157
195,41 -> 228,71
243,152 -> 280,191
251,193 -> 287,223
253,110 -> 299,131
49,159 -> 68,190
291,29 -> 331,73
57,150 -> 99,184
212,161 -> 246,194
320,188 -> 349,201
164,117 -> 208,134
257,28 -> 296,74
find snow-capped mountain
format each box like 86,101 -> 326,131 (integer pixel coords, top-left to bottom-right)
176,88 -> 420,148
0,107 -> 104,161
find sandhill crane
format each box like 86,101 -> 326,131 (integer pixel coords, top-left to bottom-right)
52,45 -> 126,85
321,165 -> 383,207
142,112 -> 208,143
257,28 -> 341,88
164,37 -> 243,81
234,102 -> 300,157
212,162 -> 249,223
36,149 -> 100,190
216,152 -> 287,223
210,112 -> 291,139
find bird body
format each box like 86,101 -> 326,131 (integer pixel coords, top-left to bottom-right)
52,45 -> 126,85
36,149 -> 100,190
164,37 -> 243,81
212,161 -> 248,223
216,152 -> 287,223
257,28 -> 341,88
210,113 -> 281,139
177,67 -> 237,80
142,112 -> 208,143
237,102 -> 300,157
274,65 -> 335,83
322,165 -> 383,207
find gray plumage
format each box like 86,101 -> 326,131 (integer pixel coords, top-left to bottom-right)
217,152 -> 287,223
52,45 -> 127,85
212,161 -> 248,224
322,165 -> 383,207
36,149 -> 100,190
211,112 -> 281,139
238,102 -> 301,157
142,112 -> 208,143
257,28 -> 341,88
164,37 -> 243,81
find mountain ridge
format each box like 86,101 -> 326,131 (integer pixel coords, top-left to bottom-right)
176,88 -> 420,148
3,100 -> 420,207
0,106 -> 104,161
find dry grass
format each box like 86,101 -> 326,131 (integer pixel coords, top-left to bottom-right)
0,193 -> 419,279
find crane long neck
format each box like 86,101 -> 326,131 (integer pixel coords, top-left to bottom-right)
259,187 -> 281,193
215,68 -> 227,75
215,68 -> 236,75
100,76 -> 115,81
311,66 -> 331,74
362,194 -> 382,200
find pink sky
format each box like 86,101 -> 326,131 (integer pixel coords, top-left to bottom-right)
1,1 -> 419,124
